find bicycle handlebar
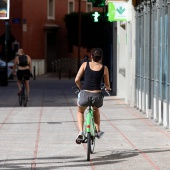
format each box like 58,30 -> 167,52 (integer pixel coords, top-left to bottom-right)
72,86 -> 80,94
100,85 -> 111,96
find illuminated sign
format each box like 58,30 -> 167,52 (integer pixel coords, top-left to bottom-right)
108,2 -> 127,22
92,12 -> 100,22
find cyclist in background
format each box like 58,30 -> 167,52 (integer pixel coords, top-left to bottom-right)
12,49 -> 32,101
75,48 -> 111,144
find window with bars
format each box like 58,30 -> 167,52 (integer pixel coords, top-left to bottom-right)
47,0 -> 55,20
68,0 -> 75,14
86,2 -> 92,12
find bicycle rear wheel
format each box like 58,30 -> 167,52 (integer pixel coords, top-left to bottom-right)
21,85 -> 27,107
23,97 -> 27,107
90,136 -> 95,154
87,132 -> 91,161
91,127 -> 97,154
23,91 -> 27,107
18,94 -> 22,106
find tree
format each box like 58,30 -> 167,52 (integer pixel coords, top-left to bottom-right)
87,0 -> 106,7
64,12 -> 108,51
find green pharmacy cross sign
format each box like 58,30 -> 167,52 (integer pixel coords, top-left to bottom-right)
108,2 -> 127,22
117,7 -> 125,14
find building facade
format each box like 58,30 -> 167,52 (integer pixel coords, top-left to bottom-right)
115,0 -> 170,130
134,0 -> 170,129
0,0 -> 98,76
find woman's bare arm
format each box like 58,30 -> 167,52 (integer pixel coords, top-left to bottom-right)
28,55 -> 32,72
75,62 -> 86,90
104,66 -> 111,90
12,57 -> 18,74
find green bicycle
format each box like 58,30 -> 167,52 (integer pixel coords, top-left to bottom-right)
73,85 -> 110,161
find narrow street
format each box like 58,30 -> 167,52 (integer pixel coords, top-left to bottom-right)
0,76 -> 169,169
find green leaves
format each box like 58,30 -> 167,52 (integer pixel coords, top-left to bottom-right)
64,12 -> 108,50
87,0 -> 106,7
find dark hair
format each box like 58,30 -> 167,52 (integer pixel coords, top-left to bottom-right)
83,55 -> 89,62
91,48 -> 103,62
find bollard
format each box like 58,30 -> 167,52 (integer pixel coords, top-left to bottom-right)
59,69 -> 61,79
58,59 -> 61,79
54,60 -> 57,72
51,62 -> 54,72
68,69 -> 71,79
33,66 -> 36,80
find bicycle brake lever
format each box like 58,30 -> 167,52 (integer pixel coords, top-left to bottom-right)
75,90 -> 80,94
105,90 -> 110,96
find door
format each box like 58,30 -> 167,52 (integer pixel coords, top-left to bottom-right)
46,32 -> 57,72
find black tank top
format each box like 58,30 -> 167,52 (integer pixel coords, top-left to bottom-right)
82,61 -> 104,90
18,55 -> 28,66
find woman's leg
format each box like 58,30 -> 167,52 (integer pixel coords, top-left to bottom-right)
17,80 -> 21,92
25,80 -> 30,98
93,107 -> 100,132
16,71 -> 21,92
77,106 -> 86,132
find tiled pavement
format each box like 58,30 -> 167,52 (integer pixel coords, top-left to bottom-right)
0,75 -> 170,170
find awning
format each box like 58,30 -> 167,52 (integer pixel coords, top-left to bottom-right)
44,24 -> 61,31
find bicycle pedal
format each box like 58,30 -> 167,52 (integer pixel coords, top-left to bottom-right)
82,140 -> 87,143
82,138 -> 87,143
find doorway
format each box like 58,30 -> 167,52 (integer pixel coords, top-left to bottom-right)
46,32 -> 57,72
44,24 -> 60,72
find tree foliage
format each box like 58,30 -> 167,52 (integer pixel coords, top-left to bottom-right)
64,12 -> 107,50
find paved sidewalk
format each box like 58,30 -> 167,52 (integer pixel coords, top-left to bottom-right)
0,76 -> 170,170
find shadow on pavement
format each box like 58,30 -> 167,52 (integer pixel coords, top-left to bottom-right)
0,120 -> 77,125
1,148 -> 169,169
0,78 -> 78,107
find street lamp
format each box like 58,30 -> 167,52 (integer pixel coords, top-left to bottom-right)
77,0 -> 81,70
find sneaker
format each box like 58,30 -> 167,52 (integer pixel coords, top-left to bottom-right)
76,132 -> 84,144
96,131 -> 104,139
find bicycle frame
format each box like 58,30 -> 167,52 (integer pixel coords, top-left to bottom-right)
84,104 -> 96,161
85,106 -> 96,136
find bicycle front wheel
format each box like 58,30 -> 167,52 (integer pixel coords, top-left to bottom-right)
87,132 -> 91,161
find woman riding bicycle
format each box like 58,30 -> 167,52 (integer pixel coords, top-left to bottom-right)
75,48 -> 111,144
13,49 -> 32,101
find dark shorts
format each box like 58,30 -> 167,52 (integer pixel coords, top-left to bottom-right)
17,69 -> 30,81
77,90 -> 104,108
